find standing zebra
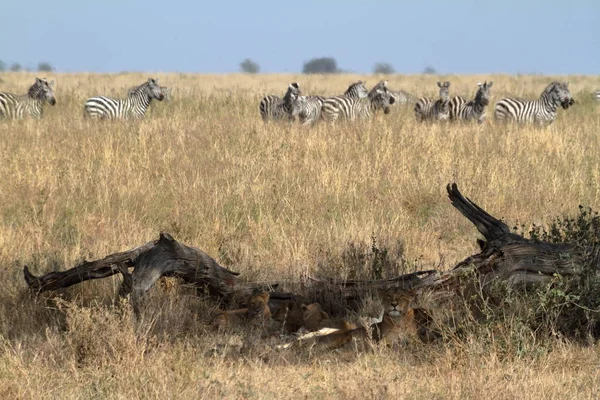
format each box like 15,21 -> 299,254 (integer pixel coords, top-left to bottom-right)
0,78 -> 56,120
297,81 -> 369,126
84,78 -> 165,120
449,81 -> 493,124
259,83 -> 303,122
414,81 -> 451,122
321,80 -> 396,122
494,82 -> 574,125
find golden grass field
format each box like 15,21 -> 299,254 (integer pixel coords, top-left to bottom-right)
1,72 -> 600,399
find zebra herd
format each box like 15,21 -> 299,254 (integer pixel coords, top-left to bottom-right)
0,77 -> 590,125
261,80 -> 579,126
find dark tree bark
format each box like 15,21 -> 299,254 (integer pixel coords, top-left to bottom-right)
24,232 -> 241,300
446,183 -> 583,291
22,184 -> 588,315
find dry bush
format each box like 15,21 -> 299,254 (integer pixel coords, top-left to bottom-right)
1,72 -> 600,398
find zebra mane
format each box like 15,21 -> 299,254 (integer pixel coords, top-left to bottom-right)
345,81 -> 366,95
541,81 -> 561,96
129,81 -> 152,96
28,78 -> 50,99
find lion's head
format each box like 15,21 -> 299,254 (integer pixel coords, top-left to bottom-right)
379,288 -> 413,318
247,291 -> 271,322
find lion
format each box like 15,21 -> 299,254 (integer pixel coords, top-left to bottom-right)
301,303 -> 331,331
212,291 -> 272,330
288,288 -> 417,352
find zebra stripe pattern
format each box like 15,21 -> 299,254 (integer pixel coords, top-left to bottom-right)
414,81 -> 451,122
297,95 -> 325,126
259,83 -> 303,122
343,81 -> 369,98
321,80 -> 396,122
390,89 -> 418,105
0,78 -> 56,120
296,81 -> 368,126
449,81 -> 493,124
128,85 -> 171,102
494,81 -> 574,124
84,78 -> 165,120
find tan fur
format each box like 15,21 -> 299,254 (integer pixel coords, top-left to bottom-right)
301,303 -> 330,331
318,318 -> 358,331
272,300 -> 304,333
212,291 -> 271,330
296,288 -> 417,352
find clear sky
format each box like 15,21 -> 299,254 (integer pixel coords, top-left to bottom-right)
1,0 -> 598,74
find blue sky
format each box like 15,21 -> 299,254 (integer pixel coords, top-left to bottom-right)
1,0 -> 598,74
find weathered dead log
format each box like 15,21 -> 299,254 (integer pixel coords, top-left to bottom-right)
446,183 -> 584,290
24,232 -> 241,300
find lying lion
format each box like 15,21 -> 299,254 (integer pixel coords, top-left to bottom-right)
272,301 -> 358,334
285,288 -> 417,351
212,291 -> 272,330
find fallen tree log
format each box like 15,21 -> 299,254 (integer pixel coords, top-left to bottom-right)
446,183 -> 584,291
23,184 -> 589,316
24,232 -> 241,300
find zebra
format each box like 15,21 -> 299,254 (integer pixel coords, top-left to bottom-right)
594,90 -> 600,101
0,77 -> 56,120
259,83 -> 303,122
390,89 -> 418,105
84,78 -> 165,120
494,81 -> 574,125
295,81 -> 370,126
449,81 -> 493,124
321,80 -> 396,122
297,95 -> 325,126
128,85 -> 171,102
414,81 -> 451,122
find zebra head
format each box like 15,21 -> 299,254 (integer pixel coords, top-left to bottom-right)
558,82 -> 574,109
344,81 -> 369,98
283,82 -> 302,102
146,78 -> 165,101
437,81 -> 451,102
475,81 -> 493,106
543,82 -> 573,110
30,78 -> 56,106
292,95 -> 308,119
369,84 -> 396,114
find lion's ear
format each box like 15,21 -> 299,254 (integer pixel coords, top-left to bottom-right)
301,304 -> 308,312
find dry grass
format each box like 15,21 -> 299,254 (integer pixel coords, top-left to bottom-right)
1,72 -> 600,399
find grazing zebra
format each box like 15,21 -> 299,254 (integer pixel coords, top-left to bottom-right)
296,81 -> 369,126
321,80 -> 396,122
84,78 -> 165,120
494,81 -> 574,125
258,82 -> 303,122
128,85 -> 171,101
414,81 -> 451,122
0,78 -> 56,120
449,81 -> 493,124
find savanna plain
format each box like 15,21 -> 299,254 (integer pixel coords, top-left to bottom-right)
1,73 -> 600,399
